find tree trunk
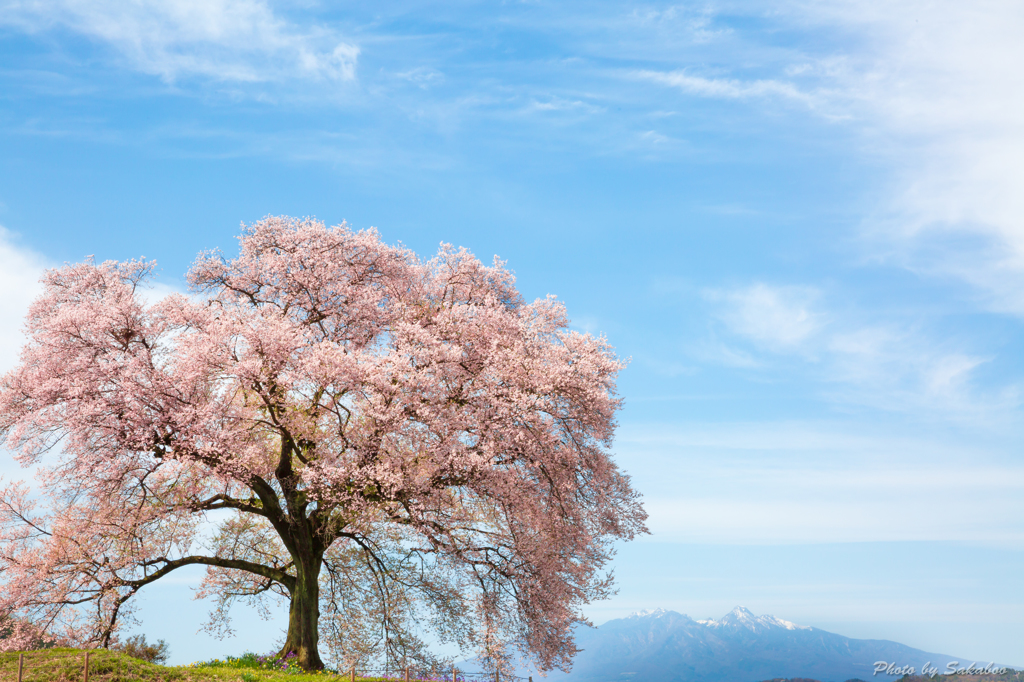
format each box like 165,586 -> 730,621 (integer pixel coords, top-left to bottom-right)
279,554 -> 324,670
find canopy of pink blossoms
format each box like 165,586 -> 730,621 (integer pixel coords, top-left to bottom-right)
0,217 -> 646,669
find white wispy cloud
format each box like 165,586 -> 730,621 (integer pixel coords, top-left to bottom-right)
629,4 -> 726,44
801,1 -> 1024,312
520,97 -> 604,116
393,66 -> 445,89
636,70 -> 817,106
0,0 -> 359,83
0,228 -> 46,375
705,283 -> 823,350
701,282 -> 1015,420
636,1 -> 1024,309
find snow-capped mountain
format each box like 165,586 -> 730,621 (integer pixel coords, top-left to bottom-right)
697,606 -> 809,632
531,607 -> 964,682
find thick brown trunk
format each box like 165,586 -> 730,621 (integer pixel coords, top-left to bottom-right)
279,555 -> 324,670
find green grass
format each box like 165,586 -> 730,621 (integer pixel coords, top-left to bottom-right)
0,649 -> 417,682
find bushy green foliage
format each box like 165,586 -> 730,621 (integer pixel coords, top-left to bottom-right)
113,634 -> 171,664
190,651 -> 313,676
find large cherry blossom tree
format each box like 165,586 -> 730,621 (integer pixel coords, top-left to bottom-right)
0,217 -> 647,671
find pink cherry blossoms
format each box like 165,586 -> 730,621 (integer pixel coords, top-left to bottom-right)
0,216 -> 647,671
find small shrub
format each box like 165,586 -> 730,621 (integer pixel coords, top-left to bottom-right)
112,633 -> 170,664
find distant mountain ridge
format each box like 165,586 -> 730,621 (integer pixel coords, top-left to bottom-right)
528,607 -> 967,682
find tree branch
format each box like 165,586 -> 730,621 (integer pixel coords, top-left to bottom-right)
127,555 -> 296,593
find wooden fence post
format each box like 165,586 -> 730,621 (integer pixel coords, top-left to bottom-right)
452,665 -> 457,682
351,666 -> 356,682
17,653 -> 23,682
84,651 -> 90,682
405,667 -> 410,682
495,670 -> 499,682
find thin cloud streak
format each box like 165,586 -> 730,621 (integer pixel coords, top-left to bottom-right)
635,69 -> 817,106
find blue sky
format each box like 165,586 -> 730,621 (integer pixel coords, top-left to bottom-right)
2,0 -> 1024,669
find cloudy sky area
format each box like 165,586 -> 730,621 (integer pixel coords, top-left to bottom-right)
2,0 -> 1024,667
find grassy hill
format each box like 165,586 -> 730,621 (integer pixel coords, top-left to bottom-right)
0,648 -> 425,682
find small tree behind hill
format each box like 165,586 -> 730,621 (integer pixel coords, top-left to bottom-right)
0,216 -> 647,670
113,634 -> 170,664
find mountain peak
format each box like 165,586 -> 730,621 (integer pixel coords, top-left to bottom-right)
626,607 -> 670,619
725,606 -> 757,620
699,607 -> 810,632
